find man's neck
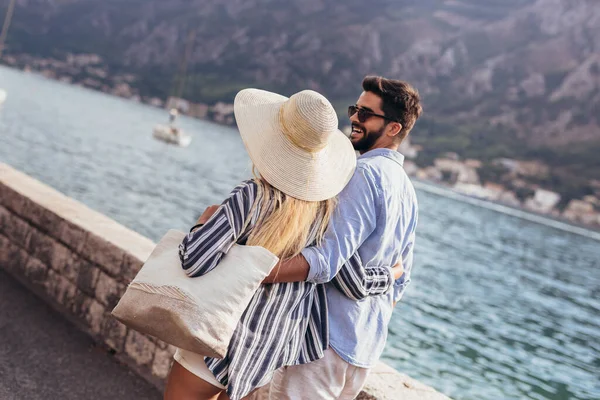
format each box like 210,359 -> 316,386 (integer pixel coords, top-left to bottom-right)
359,143 -> 399,155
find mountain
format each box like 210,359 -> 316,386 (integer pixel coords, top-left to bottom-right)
2,0 -> 600,200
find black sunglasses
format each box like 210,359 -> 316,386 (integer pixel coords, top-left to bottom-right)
348,105 -> 397,123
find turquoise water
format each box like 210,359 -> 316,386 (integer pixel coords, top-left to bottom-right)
1,66 -> 599,400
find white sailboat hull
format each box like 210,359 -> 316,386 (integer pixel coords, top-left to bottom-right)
153,124 -> 192,147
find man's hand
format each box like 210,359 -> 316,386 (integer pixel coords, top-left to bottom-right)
196,205 -> 219,225
392,262 -> 404,280
262,262 -> 281,284
391,261 -> 404,308
262,255 -> 310,284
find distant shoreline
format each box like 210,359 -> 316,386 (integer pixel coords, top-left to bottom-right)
412,178 -> 600,241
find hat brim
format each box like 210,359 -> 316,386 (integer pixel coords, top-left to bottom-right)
234,89 -> 356,201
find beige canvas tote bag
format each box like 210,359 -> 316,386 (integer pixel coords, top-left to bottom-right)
112,229 -> 279,358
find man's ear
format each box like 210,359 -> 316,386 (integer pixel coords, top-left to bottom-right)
387,122 -> 402,138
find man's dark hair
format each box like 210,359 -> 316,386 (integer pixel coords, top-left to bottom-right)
362,76 -> 423,142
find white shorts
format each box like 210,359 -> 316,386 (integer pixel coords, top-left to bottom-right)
174,348 -> 273,392
257,348 -> 371,400
174,348 -> 226,389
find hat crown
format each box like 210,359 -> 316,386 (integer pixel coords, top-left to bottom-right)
280,90 -> 339,153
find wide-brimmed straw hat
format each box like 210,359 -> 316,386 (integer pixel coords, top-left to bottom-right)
234,88 -> 356,201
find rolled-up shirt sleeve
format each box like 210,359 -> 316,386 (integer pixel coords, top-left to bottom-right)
331,252 -> 394,301
302,167 -> 380,284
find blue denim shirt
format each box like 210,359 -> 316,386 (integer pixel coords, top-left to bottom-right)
302,148 -> 418,368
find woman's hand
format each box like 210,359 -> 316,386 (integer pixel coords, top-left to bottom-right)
392,262 -> 404,280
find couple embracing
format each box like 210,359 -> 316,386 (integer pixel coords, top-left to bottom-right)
165,76 -> 422,400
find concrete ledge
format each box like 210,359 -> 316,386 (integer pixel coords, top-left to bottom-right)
0,163 -> 450,400
357,362 -> 449,400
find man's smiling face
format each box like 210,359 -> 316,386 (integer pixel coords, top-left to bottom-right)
349,91 -> 389,153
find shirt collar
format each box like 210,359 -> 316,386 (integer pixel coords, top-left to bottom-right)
358,148 -> 405,167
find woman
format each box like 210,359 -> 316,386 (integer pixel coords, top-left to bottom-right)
164,88 -> 357,400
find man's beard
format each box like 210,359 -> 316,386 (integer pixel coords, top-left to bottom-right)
351,123 -> 385,152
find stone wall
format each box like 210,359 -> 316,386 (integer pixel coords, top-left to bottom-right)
0,163 -> 449,400
0,163 -> 171,388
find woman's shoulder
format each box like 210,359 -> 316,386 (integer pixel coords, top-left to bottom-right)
226,179 -> 261,207
230,179 -> 259,195
223,180 -> 262,235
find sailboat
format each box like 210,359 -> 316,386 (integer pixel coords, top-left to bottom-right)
153,108 -> 192,147
0,0 -> 16,106
152,29 -> 196,147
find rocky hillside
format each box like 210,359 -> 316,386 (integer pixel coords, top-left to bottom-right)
2,0 -> 600,197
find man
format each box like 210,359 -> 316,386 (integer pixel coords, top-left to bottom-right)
261,76 -> 422,399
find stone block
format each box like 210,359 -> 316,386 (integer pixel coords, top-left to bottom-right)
25,256 -> 49,287
124,330 -> 156,367
358,363 -> 450,400
26,228 -> 51,261
0,184 -> 26,216
81,232 -> 125,277
20,196 -> 63,235
45,269 -> 77,309
84,299 -> 106,336
2,211 -> 33,249
95,271 -> 125,309
0,234 -> 13,266
356,392 -> 377,400
57,219 -> 87,253
155,340 -> 169,350
166,344 -> 177,357
59,252 -> 82,284
1,236 -> 30,276
152,347 -> 174,379
27,230 -> 70,271
0,206 -> 10,234
155,341 -> 177,355
102,315 -> 128,352
48,240 -> 72,272
76,260 -> 99,297
70,292 -> 93,321
121,252 -> 143,283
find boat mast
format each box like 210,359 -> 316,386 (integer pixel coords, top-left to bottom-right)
174,29 -> 197,100
0,0 -> 17,58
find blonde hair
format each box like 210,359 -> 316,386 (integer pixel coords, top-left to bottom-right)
246,175 -> 335,261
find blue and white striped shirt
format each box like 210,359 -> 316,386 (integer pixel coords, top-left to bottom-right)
178,179 -> 395,399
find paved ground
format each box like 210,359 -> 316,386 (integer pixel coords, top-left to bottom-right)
0,269 -> 161,400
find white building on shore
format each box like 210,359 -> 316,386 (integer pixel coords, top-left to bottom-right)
524,189 -> 561,214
